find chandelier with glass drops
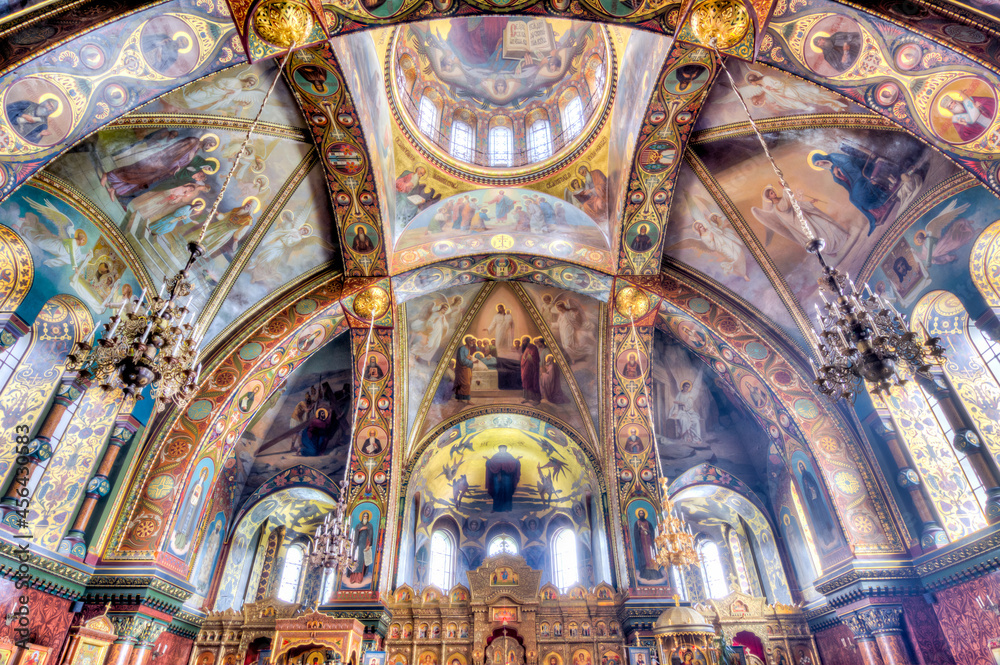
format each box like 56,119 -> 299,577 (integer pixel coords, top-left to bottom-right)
66,46 -> 296,411
621,303 -> 699,569
710,41 -> 945,403
309,314 -> 377,575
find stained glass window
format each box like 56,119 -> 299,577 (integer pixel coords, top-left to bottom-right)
561,95 -> 585,139
698,541 -> 728,599
430,530 -> 455,590
526,119 -> 552,162
418,95 -> 438,138
489,126 -> 513,167
488,534 -> 518,556
450,120 -> 475,162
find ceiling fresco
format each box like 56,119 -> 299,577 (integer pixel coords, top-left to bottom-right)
8,0 -> 1000,616
403,281 -> 601,448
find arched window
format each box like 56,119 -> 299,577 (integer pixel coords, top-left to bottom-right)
727,529 -> 752,594
970,323 -> 1000,381
0,331 -> 31,393
790,481 -> 823,576
552,529 -> 578,591
921,385 -> 988,514
418,95 -> 439,138
322,566 -> 337,603
488,534 -> 518,556
670,566 -> 687,601
592,63 -> 606,95
489,125 -> 513,167
561,95 -> 585,139
450,120 -> 475,162
430,530 -> 455,590
526,118 -> 552,162
698,541 -> 728,599
277,544 -> 304,602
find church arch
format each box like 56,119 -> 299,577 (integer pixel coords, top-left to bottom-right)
113,277 -> 347,560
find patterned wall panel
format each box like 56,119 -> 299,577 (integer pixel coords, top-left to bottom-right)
0,294 -> 91,487
641,272 -> 904,558
28,387 -> 122,551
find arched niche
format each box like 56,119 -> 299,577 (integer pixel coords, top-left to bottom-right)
213,486 -> 338,611
396,412 -> 608,591
645,271 -> 902,563
112,276 -> 347,561
671,481 -> 792,605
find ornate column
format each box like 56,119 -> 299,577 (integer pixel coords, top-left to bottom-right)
0,371 -> 87,513
869,412 -> 948,551
859,606 -> 910,665
62,412 -> 141,550
254,524 -> 285,601
842,613 -> 885,665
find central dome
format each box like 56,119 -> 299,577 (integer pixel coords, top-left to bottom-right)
389,17 -> 615,183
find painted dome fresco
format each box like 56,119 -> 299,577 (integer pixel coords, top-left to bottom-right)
8,1 -> 1000,662
389,17 -> 614,180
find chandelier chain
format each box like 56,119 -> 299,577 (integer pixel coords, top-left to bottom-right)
709,42 -> 815,241
198,43 -> 297,244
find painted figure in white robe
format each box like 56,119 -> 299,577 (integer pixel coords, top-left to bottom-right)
750,185 -> 861,261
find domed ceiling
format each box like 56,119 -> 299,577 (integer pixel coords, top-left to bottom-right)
6,0 -> 1000,595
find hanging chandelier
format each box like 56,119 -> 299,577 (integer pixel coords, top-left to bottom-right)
709,42 -> 945,403
654,479 -> 699,568
620,301 -> 699,569
309,313 -> 376,579
66,46 -> 296,411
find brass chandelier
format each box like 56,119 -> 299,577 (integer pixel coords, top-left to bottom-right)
710,42 -> 946,403
67,47 -> 296,411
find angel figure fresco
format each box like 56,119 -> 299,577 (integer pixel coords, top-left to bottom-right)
174,68 -> 265,116
539,292 -> 597,364
913,198 -> 976,266
667,195 -> 750,282
412,18 -> 591,108
664,355 -> 705,443
18,198 -> 88,269
750,184 -> 862,261
410,294 -> 465,364
738,69 -> 848,114
247,209 -> 337,286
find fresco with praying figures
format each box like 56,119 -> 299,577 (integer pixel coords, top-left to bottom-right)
413,282 -> 593,444
688,125 -> 957,340
229,335 -> 353,511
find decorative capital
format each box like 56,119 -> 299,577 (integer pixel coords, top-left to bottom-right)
896,468 -> 920,489
953,428 -> 982,453
859,606 -> 904,635
841,613 -> 871,640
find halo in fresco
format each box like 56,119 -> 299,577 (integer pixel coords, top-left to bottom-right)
929,76 -> 997,145
4,78 -> 73,146
802,15 -> 863,78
